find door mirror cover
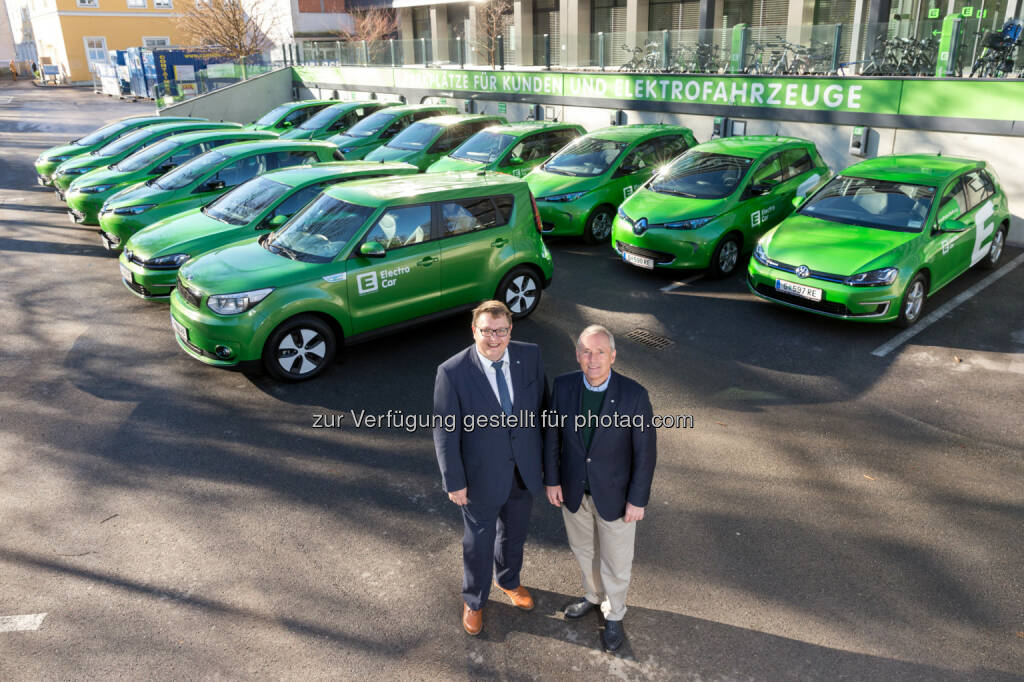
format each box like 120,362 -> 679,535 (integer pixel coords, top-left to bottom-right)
359,241 -> 386,258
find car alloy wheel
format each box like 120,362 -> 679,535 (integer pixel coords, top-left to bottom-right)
710,234 -> 742,278
583,207 -> 614,244
897,273 -> 927,328
496,267 -> 542,320
980,226 -> 1006,270
263,315 -> 336,381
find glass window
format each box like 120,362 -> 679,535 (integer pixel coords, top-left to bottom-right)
265,196 -> 373,263
212,155 -> 265,188
751,153 -> 784,186
494,195 -> 514,224
153,0 -> 172,8
453,131 -> 515,163
298,105 -> 345,131
95,128 -> 167,157
781,148 -> 814,179
544,129 -> 580,154
142,37 -> 170,47
76,120 -> 132,146
343,110 -> 397,138
441,197 -> 503,236
127,0 -> 146,6
799,176 -> 935,232
165,143 -> 207,168
260,183 -> 330,228
254,104 -> 293,127
649,151 -> 752,199
83,36 -> 107,64
963,170 -> 992,210
153,150 -> 228,189
939,176 -> 968,218
282,105 -> 325,127
204,177 -> 292,225
363,205 -> 432,250
112,138 -> 181,172
387,122 -> 440,151
264,150 -> 317,171
543,137 -> 627,177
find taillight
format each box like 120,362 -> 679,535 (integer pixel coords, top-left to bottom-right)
529,192 -> 542,233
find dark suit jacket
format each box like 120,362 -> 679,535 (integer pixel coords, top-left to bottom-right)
543,370 -> 657,522
433,341 -> 548,504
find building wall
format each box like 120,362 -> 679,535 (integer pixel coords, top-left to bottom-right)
55,14 -> 188,81
0,1 -> 17,63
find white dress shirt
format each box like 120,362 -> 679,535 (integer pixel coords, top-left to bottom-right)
476,347 -> 514,406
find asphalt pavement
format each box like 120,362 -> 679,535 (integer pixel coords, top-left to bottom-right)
1,80 -> 1022,681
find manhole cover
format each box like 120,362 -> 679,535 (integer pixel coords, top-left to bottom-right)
624,328 -> 674,349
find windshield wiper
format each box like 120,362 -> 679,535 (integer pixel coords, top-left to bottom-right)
266,240 -> 299,260
652,186 -> 697,197
545,168 -> 578,176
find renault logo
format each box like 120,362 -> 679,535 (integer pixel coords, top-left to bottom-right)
796,265 -> 810,278
633,217 -> 648,236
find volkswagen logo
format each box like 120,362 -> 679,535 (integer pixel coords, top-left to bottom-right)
185,273 -> 194,282
796,265 -> 810,279
633,217 -> 648,236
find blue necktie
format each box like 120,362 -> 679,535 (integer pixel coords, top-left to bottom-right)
492,360 -> 513,416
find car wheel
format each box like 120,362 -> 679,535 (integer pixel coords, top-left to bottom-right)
896,273 -> 928,328
496,267 -> 542,320
583,206 -> 614,244
978,225 -> 1006,270
262,314 -> 336,382
709,234 -> 742,278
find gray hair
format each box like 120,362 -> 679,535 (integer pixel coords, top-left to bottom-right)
576,324 -> 615,351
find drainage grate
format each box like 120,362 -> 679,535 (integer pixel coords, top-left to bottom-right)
624,328 -> 675,350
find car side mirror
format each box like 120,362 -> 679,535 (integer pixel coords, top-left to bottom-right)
261,214 -> 289,230
792,195 -> 806,208
938,218 -> 968,234
509,156 -> 524,165
359,241 -> 386,258
201,179 -> 226,192
156,163 -> 175,174
748,183 -> 771,197
281,121 -> 293,128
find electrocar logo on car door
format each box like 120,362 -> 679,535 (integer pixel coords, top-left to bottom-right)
357,271 -> 379,294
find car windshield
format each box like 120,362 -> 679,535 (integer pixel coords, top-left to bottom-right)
343,111 -> 396,138
254,105 -> 292,127
298,105 -> 345,131
798,176 -> 935,232
112,138 -> 179,172
542,137 -> 627,177
94,128 -> 156,157
76,120 -> 133,146
203,177 -> 291,226
449,131 -> 515,163
152,150 -> 228,190
385,122 -> 440,151
649,152 -> 753,199
264,195 -> 373,263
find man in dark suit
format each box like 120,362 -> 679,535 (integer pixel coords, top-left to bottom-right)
544,324 -> 656,652
433,300 -> 548,636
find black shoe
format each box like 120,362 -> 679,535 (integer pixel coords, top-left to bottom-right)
602,619 -> 624,652
563,597 -> 598,619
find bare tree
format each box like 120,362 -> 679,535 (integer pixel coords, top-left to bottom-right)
176,0 -> 276,78
475,0 -> 512,68
338,7 -> 397,63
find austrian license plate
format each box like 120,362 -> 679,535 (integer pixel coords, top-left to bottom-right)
623,251 -> 654,269
776,279 -> 822,302
119,262 -> 132,283
170,314 -> 188,341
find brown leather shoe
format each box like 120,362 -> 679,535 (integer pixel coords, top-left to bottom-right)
494,583 -> 535,611
462,603 -> 482,635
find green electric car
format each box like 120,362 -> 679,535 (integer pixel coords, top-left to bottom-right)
328,104 -> 458,160
748,154 -> 1010,326
278,101 -> 395,141
246,100 -> 337,133
35,115 -> 195,186
613,136 -> 832,277
169,172 -> 553,381
51,120 -> 239,196
97,140 -> 341,251
119,161 -> 420,299
526,124 -> 698,243
426,122 -> 585,177
363,114 -> 507,170
65,130 -> 278,225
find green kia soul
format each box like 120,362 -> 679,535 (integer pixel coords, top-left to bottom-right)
526,124 -> 698,243
749,154 -> 1011,327
65,130 -> 279,225
278,101 -> 395,141
327,104 -> 458,160
51,120 -> 240,196
169,171 -> 553,381
97,140 -> 341,251
613,136 -> 832,277
118,161 -> 420,299
363,114 -> 507,170
245,100 -> 337,133
35,116 -> 196,186
426,122 -> 585,177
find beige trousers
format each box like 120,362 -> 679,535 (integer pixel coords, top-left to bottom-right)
561,493 -> 637,621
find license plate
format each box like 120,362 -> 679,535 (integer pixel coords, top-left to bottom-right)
170,314 -> 188,341
776,279 -> 822,302
119,262 -> 132,283
623,251 -> 654,269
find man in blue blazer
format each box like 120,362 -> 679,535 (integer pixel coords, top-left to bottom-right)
544,324 -> 657,652
433,300 -> 549,636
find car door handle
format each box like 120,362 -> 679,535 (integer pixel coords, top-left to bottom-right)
491,238 -> 509,248
417,256 -> 438,267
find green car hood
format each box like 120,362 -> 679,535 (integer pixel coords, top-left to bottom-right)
70,166 -> 136,190
107,181 -> 165,207
182,239 -> 314,292
621,188 -> 731,223
526,170 -> 603,198
279,128 -> 314,140
128,210 -> 235,258
366,146 -> 418,163
428,157 -> 482,173
763,215 -> 919,275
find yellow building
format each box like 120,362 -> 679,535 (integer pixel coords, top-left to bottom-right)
14,0 -> 186,82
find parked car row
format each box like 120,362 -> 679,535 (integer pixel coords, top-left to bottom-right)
33,100 -> 1011,381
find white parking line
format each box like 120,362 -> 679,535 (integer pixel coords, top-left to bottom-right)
871,252 -> 1024,358
0,613 -> 47,632
661,273 -> 704,292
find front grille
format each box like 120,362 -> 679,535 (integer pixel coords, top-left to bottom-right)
177,279 -> 202,308
541,221 -> 556,233
616,240 -> 674,265
764,258 -> 846,284
124,278 -> 171,299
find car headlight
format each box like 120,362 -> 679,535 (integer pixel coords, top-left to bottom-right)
341,147 -> 354,153
845,267 -> 898,287
112,204 -> 155,216
45,154 -> 71,162
207,287 -> 274,315
663,216 -> 714,230
753,242 -> 779,267
77,184 -> 113,194
58,167 -> 90,176
143,253 -> 191,269
539,191 -> 587,203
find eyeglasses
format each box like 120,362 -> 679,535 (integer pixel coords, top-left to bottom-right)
476,326 -> 510,338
